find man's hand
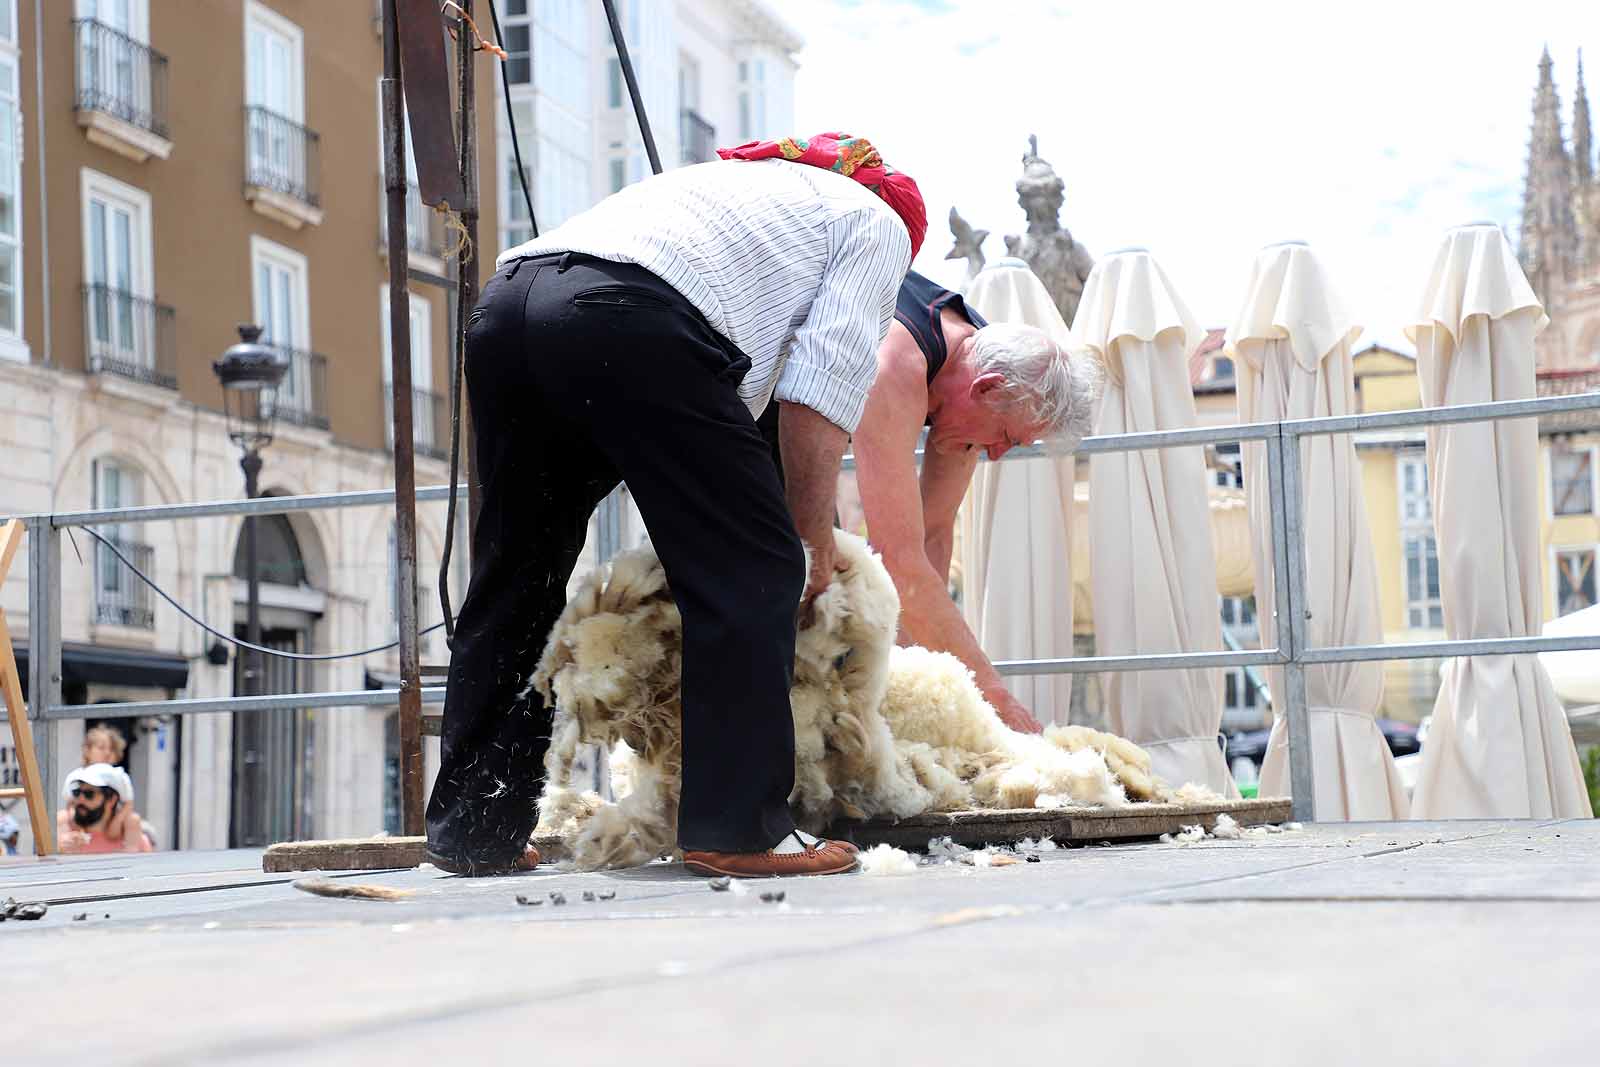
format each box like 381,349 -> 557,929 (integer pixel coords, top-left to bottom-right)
777,402 -> 851,620
989,687 -> 1043,734
799,534 -> 849,628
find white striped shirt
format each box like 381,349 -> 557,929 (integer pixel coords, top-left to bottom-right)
498,158 -> 911,432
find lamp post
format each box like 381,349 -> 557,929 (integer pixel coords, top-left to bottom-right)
213,325 -> 288,701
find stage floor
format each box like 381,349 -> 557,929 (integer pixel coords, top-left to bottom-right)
4,818 -> 1596,1065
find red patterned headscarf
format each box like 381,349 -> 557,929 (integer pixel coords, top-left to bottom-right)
717,132 -> 927,257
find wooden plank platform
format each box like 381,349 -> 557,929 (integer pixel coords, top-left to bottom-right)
262,796 -> 1291,872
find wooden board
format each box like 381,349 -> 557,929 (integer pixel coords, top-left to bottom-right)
262,798 -> 1291,872
829,797 -> 1293,852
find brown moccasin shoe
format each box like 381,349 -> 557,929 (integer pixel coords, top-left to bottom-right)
682,835 -> 858,878
424,843 -> 541,877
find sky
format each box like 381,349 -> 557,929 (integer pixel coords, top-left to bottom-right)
787,0 -> 1594,349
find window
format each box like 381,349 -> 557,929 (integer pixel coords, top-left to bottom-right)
245,3 -> 306,196
609,157 -> 625,193
1398,453 -> 1443,629
81,168 -> 154,373
502,0 -> 530,84
607,58 -> 622,109
0,3 -> 22,359
245,3 -> 303,121
678,54 -> 701,114
250,235 -> 310,411
1220,595 -> 1255,629
92,459 -> 154,629
1556,548 -> 1596,616
1551,444 -> 1596,517
380,287 -> 436,454
1212,442 -> 1242,489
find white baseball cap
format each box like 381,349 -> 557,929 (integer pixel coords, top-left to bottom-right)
63,762 -> 135,804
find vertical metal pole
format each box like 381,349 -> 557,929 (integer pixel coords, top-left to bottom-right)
25,516 -> 60,852
1274,429 -> 1317,821
601,0 -> 663,176
454,1 -> 483,542
242,454 -> 263,699
383,0 -> 426,838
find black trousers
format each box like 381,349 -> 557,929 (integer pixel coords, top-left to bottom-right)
425,253 -> 806,865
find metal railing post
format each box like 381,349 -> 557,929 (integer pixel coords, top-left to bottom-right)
25,516 -> 60,851
1273,428 -> 1317,821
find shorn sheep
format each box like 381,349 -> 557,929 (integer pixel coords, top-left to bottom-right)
533,530 -> 1175,870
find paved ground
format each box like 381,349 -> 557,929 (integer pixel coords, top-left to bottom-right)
4,819 -> 1597,1066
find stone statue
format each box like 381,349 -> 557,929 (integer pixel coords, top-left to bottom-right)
945,206 -> 988,282
1003,135 -> 1094,326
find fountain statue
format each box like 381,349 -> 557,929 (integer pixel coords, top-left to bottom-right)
946,136 -> 1095,323
1003,135 -> 1094,326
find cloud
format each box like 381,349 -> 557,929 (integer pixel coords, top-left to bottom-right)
788,0 -> 1593,342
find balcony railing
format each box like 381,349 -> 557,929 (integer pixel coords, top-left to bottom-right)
680,108 -> 716,166
73,19 -> 170,140
95,536 -> 155,629
383,385 -> 449,461
82,284 -> 177,390
266,344 -> 330,430
245,106 -> 322,209
379,181 -> 447,263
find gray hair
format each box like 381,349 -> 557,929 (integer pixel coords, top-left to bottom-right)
970,323 -> 1102,450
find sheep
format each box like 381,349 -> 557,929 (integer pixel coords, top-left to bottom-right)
532,529 -> 1170,870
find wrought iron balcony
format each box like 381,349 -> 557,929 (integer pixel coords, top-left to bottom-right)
73,19 -> 171,160
82,284 -> 177,390
95,536 -> 156,629
265,344 -> 330,430
379,181 -> 448,264
680,108 -> 716,166
383,385 -> 449,461
244,106 -> 323,227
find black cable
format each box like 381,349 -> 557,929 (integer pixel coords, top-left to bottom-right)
486,0 -> 538,237
72,527 -> 445,663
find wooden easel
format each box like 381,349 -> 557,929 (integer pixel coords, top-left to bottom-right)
0,520 -> 52,855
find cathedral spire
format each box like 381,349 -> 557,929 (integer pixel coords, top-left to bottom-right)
1575,50 -> 1593,186
1520,46 -> 1577,309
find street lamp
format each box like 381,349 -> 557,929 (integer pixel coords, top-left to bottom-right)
213,325 -> 288,699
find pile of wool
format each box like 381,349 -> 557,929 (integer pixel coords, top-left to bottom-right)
858,843 -> 920,877
533,530 -> 1173,871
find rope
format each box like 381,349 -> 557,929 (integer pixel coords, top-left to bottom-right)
70,526 -> 446,663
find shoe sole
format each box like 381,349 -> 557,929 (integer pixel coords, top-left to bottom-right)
682,855 -> 858,879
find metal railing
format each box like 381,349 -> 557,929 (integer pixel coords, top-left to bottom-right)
679,108 -> 715,166
380,181 -> 447,261
244,106 -> 322,208
94,536 -> 155,629
82,284 -> 177,389
383,384 -> 448,460
266,344 -> 329,430
73,18 -> 170,140
7,389 -> 1600,833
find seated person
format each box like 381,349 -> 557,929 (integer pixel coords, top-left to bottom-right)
57,764 -> 150,854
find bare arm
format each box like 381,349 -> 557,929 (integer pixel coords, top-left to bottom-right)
854,333 -> 1041,733
778,401 -> 850,607
920,444 -> 978,586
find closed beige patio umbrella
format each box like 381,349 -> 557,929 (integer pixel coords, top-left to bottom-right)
1408,224 -> 1592,819
1226,242 -> 1408,819
958,259 -> 1078,726
1070,249 -> 1234,793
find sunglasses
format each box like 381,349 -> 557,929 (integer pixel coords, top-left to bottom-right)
70,786 -> 104,801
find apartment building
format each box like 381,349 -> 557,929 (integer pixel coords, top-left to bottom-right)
0,1 -> 501,854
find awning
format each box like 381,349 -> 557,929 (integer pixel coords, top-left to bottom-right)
12,641 -> 190,699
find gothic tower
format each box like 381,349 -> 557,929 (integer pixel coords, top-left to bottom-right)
1573,51 -> 1597,275
1519,47 -> 1577,312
